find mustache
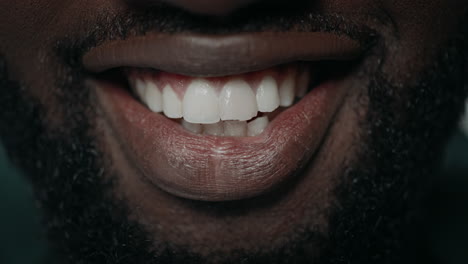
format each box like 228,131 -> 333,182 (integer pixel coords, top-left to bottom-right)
110,4 -> 365,34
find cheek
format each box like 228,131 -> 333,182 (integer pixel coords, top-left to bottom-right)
380,0 -> 467,82
0,1 -> 66,59
0,0 -> 68,119
0,0 -> 119,131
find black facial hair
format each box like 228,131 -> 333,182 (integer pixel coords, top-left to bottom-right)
0,8 -> 467,264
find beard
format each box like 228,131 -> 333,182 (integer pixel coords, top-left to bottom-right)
0,8 -> 467,264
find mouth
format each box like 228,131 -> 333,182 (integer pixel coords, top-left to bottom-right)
84,31 -> 371,201
125,63 -> 312,136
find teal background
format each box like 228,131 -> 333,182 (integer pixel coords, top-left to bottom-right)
0,129 -> 467,264
0,144 -> 47,264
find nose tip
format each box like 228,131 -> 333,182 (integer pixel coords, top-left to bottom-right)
155,0 -> 264,15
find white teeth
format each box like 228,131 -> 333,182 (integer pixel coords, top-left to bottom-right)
162,85 -> 183,118
130,66 -> 309,137
134,79 -> 147,100
279,74 -> 296,107
183,79 -> 220,124
224,121 -> 247,137
256,76 -> 280,112
247,116 -> 269,136
182,120 -> 202,134
296,70 -> 310,98
219,79 -> 258,121
203,123 -> 224,136
144,81 -> 163,112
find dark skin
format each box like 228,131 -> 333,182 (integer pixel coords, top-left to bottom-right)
1,0 -> 468,263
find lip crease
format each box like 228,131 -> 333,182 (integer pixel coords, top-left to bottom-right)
86,32 -> 362,201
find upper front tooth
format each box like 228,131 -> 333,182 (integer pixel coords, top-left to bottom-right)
279,73 -> 296,107
219,79 -> 258,121
256,76 -> 280,112
183,79 -> 220,124
144,81 -> 163,112
162,84 -> 183,118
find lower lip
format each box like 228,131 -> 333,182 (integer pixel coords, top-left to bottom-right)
93,75 -> 344,201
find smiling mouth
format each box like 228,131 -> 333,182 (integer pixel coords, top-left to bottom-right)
126,63 -> 312,137
83,30 -> 372,202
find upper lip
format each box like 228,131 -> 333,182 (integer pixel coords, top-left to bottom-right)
83,31 -> 368,77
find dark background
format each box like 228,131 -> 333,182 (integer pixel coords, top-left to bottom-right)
1,127 -> 467,264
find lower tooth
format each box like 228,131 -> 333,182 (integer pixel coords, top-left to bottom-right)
182,117 -> 269,137
203,123 -> 224,136
224,121 -> 247,137
247,116 -> 269,136
182,120 -> 202,134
